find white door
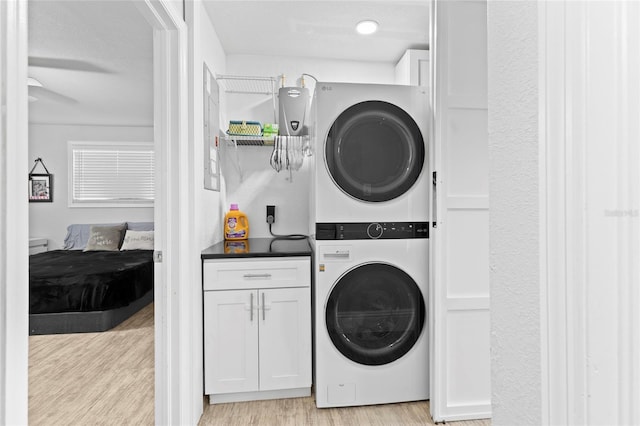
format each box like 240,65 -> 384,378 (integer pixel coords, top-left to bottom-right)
204,290 -> 259,394
259,287 -> 311,391
430,0 -> 490,422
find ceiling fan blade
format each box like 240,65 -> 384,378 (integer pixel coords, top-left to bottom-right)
29,86 -> 77,104
28,56 -> 113,74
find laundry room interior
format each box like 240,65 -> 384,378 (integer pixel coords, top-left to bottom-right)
22,0 -> 489,423
200,0 -> 489,422
215,47 -> 426,239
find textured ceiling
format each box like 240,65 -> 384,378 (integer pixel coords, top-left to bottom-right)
203,1 -> 429,63
28,1 -> 153,126
27,1 -> 429,126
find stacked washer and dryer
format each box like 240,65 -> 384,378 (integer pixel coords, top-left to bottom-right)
309,82 -> 430,408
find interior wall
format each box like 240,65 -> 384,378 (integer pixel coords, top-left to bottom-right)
28,124 -> 154,249
487,2 -> 540,424
194,1 -> 227,249
187,1 -> 227,420
221,54 -> 395,238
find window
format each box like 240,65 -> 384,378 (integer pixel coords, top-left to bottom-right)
68,142 -> 154,207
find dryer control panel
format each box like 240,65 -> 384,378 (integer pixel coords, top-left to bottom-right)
316,222 -> 429,240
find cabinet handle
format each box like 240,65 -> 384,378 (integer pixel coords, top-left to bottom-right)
243,273 -> 272,280
250,292 -> 254,322
262,292 -> 266,321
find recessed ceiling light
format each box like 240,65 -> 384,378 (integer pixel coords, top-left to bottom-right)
356,20 -> 379,35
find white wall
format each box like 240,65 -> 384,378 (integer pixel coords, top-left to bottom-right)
221,54 -> 395,238
28,124 -> 154,249
186,1 -> 227,420
487,1 -> 540,424
193,1 -> 227,249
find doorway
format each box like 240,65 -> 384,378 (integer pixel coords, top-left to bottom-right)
2,0 -> 195,424
27,1 -> 155,422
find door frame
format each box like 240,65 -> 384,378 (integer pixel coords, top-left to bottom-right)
0,0 -> 29,423
1,0 -> 199,423
135,0 -> 199,424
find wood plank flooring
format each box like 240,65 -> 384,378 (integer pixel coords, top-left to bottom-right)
200,396 -> 491,426
29,303 -> 155,425
29,304 -> 491,426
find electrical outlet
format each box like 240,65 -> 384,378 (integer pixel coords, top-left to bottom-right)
266,205 -> 276,224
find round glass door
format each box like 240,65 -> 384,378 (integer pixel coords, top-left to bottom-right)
325,100 -> 425,202
325,263 -> 425,366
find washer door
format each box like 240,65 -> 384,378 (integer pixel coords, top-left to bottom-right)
325,100 -> 425,202
325,263 -> 425,366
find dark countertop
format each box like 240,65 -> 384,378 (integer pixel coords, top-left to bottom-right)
201,237 -> 311,259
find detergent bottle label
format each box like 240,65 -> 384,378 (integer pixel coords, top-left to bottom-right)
226,217 -> 246,238
224,209 -> 249,240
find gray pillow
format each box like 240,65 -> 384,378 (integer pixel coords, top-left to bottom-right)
64,222 -> 125,250
83,224 -> 126,251
126,221 -> 154,231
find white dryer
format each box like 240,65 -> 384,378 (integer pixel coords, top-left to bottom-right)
313,222 -> 429,408
310,82 -> 430,226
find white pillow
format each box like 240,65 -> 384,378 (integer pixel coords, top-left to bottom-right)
120,230 -> 154,251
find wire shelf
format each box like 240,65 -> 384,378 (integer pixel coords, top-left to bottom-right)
223,135 -> 276,146
216,74 -> 277,95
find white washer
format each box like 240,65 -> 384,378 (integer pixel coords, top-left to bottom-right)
310,82 -> 430,227
313,235 -> 429,408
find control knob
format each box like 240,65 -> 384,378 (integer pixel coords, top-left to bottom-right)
367,222 -> 384,239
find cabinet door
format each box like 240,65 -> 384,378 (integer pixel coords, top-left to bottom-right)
204,290 -> 258,394
258,287 -> 311,391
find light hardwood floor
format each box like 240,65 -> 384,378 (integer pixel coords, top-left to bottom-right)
201,397 -> 491,426
29,304 -> 491,426
29,303 -> 155,425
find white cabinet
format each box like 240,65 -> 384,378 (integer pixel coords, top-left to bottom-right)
203,257 -> 311,404
258,287 -> 310,391
204,289 -> 259,394
395,49 -> 430,87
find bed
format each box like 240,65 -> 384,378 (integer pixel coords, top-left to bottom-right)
29,222 -> 155,335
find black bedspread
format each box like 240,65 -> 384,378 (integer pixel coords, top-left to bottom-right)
29,250 -> 153,314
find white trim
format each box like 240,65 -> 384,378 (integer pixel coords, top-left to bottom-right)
209,388 -> 310,405
428,0 -> 438,422
540,2 -> 640,424
135,0 -> 200,424
0,0 -> 29,423
538,0 -> 550,423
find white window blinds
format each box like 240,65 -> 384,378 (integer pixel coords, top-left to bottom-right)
69,142 -> 154,206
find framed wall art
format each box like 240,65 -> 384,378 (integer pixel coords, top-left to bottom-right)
29,158 -> 53,202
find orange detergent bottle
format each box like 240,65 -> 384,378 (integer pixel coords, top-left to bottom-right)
224,203 -> 249,240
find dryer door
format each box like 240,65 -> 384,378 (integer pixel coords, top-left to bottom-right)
325,263 -> 425,366
325,101 -> 425,202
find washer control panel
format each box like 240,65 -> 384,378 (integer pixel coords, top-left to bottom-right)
316,222 -> 429,240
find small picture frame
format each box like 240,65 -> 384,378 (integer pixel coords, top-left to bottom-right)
29,173 -> 53,202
